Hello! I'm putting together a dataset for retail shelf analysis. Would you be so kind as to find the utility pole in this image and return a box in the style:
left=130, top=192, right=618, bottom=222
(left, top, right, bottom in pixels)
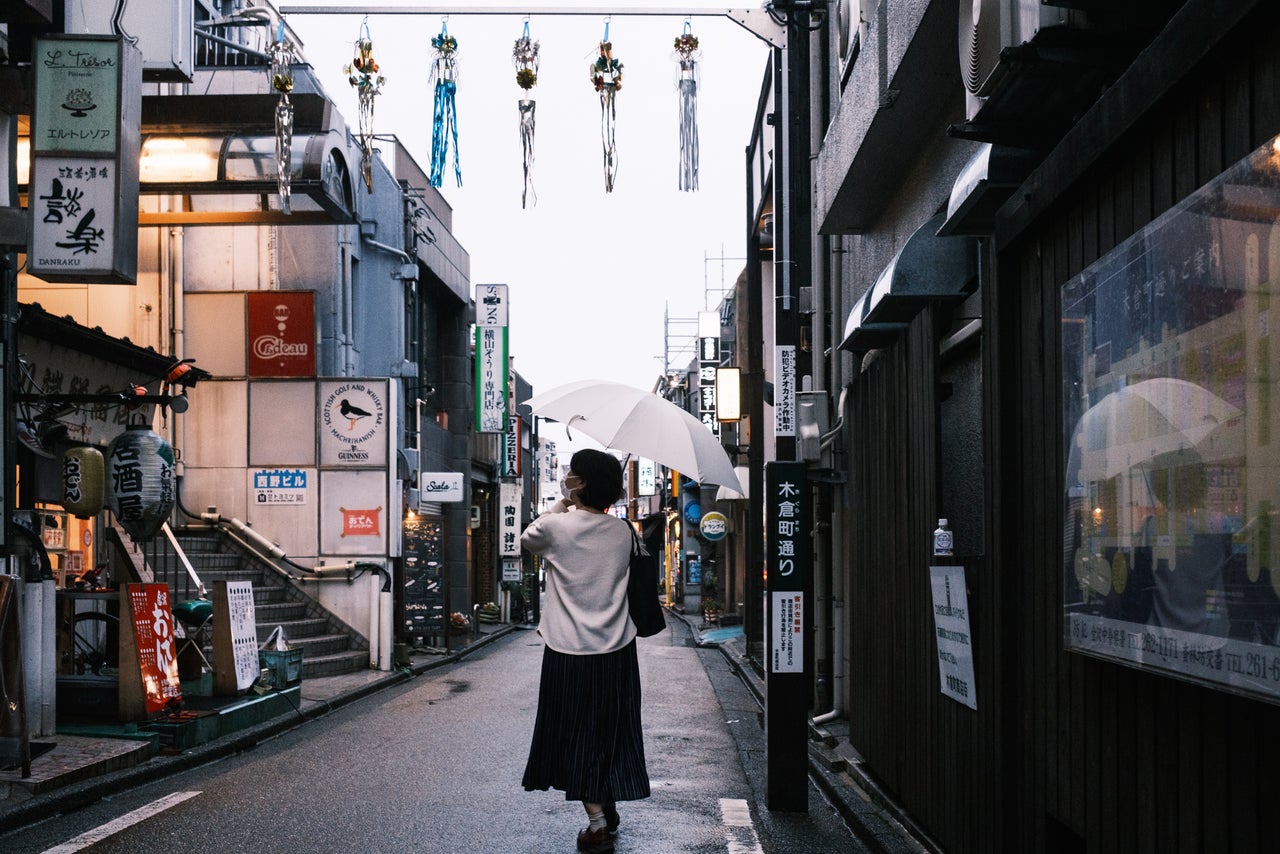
left=765, top=0, right=817, bottom=813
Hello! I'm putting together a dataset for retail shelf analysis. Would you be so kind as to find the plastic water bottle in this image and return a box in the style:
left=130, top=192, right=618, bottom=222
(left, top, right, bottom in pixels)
left=933, top=518, right=953, bottom=557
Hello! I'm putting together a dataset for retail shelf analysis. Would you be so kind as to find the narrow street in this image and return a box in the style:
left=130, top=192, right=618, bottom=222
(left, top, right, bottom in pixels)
left=1, top=620, right=861, bottom=853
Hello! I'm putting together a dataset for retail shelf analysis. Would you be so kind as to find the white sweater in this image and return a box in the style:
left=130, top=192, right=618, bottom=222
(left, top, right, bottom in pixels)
left=520, top=502, right=636, bottom=655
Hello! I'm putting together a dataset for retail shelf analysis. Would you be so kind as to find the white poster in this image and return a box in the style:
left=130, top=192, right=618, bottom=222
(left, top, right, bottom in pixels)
left=319, top=379, right=388, bottom=466
left=771, top=591, right=803, bottom=673
left=929, top=565, right=978, bottom=710
left=224, top=581, right=260, bottom=691
left=774, top=344, right=796, bottom=437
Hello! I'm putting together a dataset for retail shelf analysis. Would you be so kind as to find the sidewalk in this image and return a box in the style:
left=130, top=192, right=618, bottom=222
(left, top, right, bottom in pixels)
left=680, top=614, right=943, bottom=854
left=0, top=622, right=515, bottom=835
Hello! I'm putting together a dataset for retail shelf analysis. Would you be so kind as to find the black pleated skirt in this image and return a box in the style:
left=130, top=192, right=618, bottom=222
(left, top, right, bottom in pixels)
left=522, top=640, right=651, bottom=803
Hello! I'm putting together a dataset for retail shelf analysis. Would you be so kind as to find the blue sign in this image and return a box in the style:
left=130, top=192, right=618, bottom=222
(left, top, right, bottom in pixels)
left=688, top=559, right=702, bottom=584
left=684, top=501, right=702, bottom=525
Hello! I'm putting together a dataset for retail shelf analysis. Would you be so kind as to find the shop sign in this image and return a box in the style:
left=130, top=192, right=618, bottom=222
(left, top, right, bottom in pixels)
left=221, top=580, right=260, bottom=692
left=637, top=458, right=656, bottom=496
left=502, top=418, right=521, bottom=477
left=30, top=36, right=140, bottom=284
left=930, top=565, right=978, bottom=710
left=248, top=292, right=315, bottom=377
left=252, top=468, right=308, bottom=505
left=126, top=583, right=182, bottom=714
left=699, top=311, right=720, bottom=437
left=319, top=379, right=387, bottom=466
left=419, top=472, right=463, bottom=503
left=700, top=511, right=728, bottom=541
left=500, top=481, right=521, bottom=558
left=341, top=506, right=381, bottom=537
left=477, top=284, right=509, bottom=327
left=475, top=326, right=508, bottom=433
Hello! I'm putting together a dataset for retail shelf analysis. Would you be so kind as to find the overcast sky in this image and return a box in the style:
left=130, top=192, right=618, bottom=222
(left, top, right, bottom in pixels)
left=285, top=2, right=770, bottom=458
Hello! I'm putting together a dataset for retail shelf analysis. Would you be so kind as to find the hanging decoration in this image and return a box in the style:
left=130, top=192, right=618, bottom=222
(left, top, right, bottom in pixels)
left=590, top=20, right=623, bottom=193
left=674, top=21, right=701, bottom=192
left=429, top=19, right=462, bottom=188
left=345, top=19, right=385, bottom=192
left=268, top=21, right=298, bottom=213
left=63, top=446, right=105, bottom=520
left=106, top=424, right=176, bottom=543
left=513, top=20, right=539, bottom=208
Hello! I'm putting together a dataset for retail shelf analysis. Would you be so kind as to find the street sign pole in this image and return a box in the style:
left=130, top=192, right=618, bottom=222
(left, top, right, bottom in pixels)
left=765, top=460, right=810, bottom=810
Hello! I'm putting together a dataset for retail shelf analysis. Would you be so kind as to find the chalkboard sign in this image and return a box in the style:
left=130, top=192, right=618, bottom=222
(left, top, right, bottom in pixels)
left=403, top=516, right=446, bottom=635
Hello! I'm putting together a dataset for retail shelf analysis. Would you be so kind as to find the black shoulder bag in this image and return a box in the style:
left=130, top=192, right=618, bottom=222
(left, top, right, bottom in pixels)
left=628, top=527, right=666, bottom=637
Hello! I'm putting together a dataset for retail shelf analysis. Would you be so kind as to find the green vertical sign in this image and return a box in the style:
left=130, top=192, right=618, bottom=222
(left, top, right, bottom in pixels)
left=33, top=37, right=122, bottom=155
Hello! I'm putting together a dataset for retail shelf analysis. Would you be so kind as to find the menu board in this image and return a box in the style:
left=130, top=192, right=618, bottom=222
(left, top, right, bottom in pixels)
left=403, top=516, right=446, bottom=635
left=213, top=580, right=260, bottom=694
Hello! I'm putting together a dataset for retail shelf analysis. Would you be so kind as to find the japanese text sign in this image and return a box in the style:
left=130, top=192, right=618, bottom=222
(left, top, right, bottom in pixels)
left=774, top=345, right=797, bottom=436
left=767, top=462, right=808, bottom=674
left=929, top=565, right=978, bottom=710
left=34, top=37, right=121, bottom=155
left=127, top=583, right=182, bottom=714
left=500, top=481, right=522, bottom=558
left=476, top=326, right=509, bottom=433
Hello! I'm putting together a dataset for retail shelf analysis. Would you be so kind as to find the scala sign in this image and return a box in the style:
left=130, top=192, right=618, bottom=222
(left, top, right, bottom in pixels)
left=700, top=511, right=728, bottom=541
left=419, top=472, right=464, bottom=503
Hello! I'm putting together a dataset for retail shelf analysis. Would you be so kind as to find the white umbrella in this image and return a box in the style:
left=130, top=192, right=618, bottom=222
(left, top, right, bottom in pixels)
left=1068, top=377, right=1242, bottom=483
left=522, top=379, right=743, bottom=492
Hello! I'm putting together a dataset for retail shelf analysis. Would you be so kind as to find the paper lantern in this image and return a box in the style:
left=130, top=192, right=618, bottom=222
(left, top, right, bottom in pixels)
left=106, top=425, right=176, bottom=542
left=62, top=446, right=105, bottom=519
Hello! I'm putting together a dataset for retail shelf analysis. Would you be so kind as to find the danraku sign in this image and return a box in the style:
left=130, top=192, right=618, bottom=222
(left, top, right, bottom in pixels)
left=29, top=35, right=140, bottom=284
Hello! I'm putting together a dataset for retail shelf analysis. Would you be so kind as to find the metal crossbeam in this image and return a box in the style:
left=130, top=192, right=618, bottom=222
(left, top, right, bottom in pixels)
left=277, top=6, right=786, bottom=48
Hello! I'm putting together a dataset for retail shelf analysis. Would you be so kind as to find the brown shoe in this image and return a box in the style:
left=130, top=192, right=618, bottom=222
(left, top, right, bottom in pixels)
left=604, top=803, right=620, bottom=835
left=576, top=825, right=615, bottom=853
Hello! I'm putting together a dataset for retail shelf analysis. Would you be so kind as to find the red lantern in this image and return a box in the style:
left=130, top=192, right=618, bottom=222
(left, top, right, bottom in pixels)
left=106, top=425, right=176, bottom=542
left=62, top=446, right=105, bottom=519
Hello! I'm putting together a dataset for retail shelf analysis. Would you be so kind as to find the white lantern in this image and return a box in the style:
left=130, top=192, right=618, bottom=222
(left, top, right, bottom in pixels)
left=106, top=425, right=176, bottom=542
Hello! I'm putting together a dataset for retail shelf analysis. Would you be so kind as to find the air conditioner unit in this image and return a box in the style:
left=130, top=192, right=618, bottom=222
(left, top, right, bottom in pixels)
left=960, top=0, right=1087, bottom=120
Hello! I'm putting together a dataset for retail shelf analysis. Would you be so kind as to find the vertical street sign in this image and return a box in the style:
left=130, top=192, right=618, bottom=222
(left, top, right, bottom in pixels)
left=29, top=35, right=140, bottom=284
left=765, top=460, right=810, bottom=810
left=476, top=284, right=509, bottom=433
left=698, top=310, right=720, bottom=437
left=499, top=481, right=521, bottom=559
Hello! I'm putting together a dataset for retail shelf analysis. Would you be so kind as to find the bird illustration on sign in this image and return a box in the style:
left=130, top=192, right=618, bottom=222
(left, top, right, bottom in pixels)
left=340, top=398, right=373, bottom=430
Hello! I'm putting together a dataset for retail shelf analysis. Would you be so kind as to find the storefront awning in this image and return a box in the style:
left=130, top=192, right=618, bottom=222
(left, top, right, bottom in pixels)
left=839, top=286, right=908, bottom=353
left=840, top=211, right=979, bottom=352
left=937, top=144, right=1040, bottom=237
left=132, top=93, right=356, bottom=226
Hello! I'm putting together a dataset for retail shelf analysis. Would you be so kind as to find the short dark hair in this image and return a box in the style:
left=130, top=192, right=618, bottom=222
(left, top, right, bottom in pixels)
left=570, top=449, right=624, bottom=511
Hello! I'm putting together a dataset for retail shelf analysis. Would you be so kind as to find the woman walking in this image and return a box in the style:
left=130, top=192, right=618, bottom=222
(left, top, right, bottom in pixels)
left=520, top=448, right=650, bottom=853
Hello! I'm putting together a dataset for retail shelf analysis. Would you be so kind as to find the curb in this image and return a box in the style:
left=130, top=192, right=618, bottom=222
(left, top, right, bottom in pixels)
left=0, top=624, right=520, bottom=835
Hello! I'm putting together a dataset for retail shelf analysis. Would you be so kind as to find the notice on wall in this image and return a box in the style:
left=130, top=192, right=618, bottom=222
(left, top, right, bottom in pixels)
left=225, top=581, right=260, bottom=691
left=771, top=592, right=803, bottom=673
left=929, top=565, right=978, bottom=710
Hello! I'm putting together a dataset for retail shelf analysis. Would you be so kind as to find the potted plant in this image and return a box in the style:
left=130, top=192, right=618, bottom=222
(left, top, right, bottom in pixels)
left=477, top=601, right=500, bottom=623
left=448, top=611, right=471, bottom=635
left=702, top=599, right=724, bottom=625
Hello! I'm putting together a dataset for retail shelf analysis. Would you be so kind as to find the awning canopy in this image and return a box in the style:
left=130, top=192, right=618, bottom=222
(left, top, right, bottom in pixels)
left=937, top=144, right=1040, bottom=237
left=840, top=211, right=978, bottom=352
left=135, top=93, right=356, bottom=226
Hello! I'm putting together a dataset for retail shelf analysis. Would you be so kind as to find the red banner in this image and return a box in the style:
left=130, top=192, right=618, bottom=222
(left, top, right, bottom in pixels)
left=127, top=583, right=183, bottom=714
left=248, top=291, right=316, bottom=377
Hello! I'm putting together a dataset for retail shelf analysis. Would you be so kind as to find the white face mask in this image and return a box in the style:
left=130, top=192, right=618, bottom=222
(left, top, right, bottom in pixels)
left=559, top=478, right=572, bottom=499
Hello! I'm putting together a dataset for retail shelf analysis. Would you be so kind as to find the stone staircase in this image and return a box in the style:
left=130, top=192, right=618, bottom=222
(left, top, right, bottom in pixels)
left=158, top=528, right=370, bottom=680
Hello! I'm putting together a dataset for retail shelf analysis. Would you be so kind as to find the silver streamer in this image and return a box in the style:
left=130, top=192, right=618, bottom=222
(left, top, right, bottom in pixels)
left=519, top=100, right=537, bottom=208
left=674, top=29, right=701, bottom=192
left=268, top=29, right=298, bottom=212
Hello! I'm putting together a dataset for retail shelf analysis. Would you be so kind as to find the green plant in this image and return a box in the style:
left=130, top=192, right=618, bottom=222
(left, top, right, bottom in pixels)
left=702, top=599, right=724, bottom=615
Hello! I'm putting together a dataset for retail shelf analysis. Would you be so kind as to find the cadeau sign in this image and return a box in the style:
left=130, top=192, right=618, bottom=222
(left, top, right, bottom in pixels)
left=248, top=292, right=315, bottom=377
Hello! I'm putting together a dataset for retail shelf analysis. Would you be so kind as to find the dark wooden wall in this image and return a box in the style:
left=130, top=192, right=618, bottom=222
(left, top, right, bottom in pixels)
left=845, top=312, right=1005, bottom=853
left=997, top=12, right=1280, bottom=853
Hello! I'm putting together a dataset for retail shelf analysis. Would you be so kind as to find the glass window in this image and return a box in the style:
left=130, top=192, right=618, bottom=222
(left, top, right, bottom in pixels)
left=1062, top=133, right=1280, bottom=702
